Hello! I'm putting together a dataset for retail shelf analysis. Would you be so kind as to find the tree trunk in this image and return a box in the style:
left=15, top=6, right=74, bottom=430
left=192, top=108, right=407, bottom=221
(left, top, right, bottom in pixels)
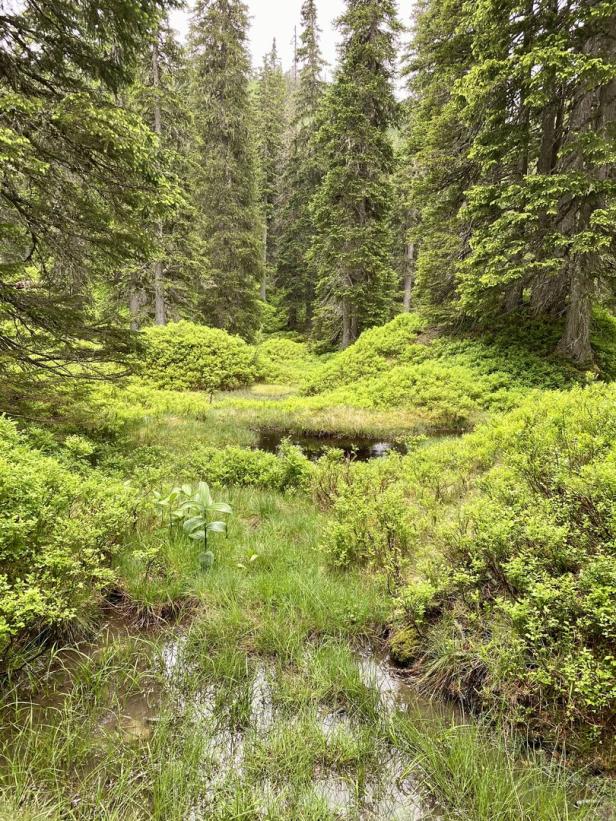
left=350, top=310, right=358, bottom=344
left=402, top=242, right=415, bottom=312
left=504, top=281, right=524, bottom=314
left=260, top=222, right=268, bottom=301
left=341, top=296, right=352, bottom=349
left=154, top=253, right=166, bottom=325
left=152, top=37, right=166, bottom=325
left=129, top=290, right=142, bottom=331
left=557, top=261, right=593, bottom=367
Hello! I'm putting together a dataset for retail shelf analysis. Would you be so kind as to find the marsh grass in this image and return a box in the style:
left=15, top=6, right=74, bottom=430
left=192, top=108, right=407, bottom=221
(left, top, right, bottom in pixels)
left=0, top=485, right=597, bottom=820
left=3, top=369, right=610, bottom=821
left=389, top=713, right=598, bottom=821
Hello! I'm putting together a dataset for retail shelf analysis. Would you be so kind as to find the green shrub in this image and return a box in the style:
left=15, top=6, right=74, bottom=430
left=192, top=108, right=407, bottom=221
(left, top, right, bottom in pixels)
left=188, top=442, right=314, bottom=492
left=255, top=337, right=321, bottom=386
left=0, top=417, right=139, bottom=668
left=322, top=362, right=518, bottom=430
left=141, top=321, right=258, bottom=393
left=300, top=313, right=590, bottom=430
left=322, top=385, right=616, bottom=753
left=304, top=313, right=427, bottom=395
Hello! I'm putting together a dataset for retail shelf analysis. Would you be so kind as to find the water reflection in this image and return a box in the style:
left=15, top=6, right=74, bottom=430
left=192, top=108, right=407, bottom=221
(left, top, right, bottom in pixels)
left=257, top=430, right=406, bottom=462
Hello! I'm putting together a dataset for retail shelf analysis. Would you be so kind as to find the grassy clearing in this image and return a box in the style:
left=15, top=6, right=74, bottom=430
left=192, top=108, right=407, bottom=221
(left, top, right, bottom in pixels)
left=0, top=483, right=600, bottom=819
left=3, top=312, right=615, bottom=818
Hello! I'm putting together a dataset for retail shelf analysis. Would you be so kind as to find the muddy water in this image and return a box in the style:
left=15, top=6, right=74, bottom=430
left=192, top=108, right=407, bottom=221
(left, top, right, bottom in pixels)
left=104, top=635, right=448, bottom=819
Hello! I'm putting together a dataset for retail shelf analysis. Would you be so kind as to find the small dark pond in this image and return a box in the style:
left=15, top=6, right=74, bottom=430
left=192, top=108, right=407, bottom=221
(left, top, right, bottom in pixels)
left=257, top=430, right=407, bottom=462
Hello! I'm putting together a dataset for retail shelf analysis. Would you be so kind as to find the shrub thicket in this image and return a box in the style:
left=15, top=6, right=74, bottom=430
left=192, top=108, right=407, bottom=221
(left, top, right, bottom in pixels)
left=297, top=313, right=595, bottom=431
left=190, top=442, right=313, bottom=492
left=255, top=337, right=321, bottom=386
left=141, top=322, right=258, bottom=393
left=322, top=385, right=616, bottom=756
left=304, top=313, right=427, bottom=395
left=0, top=418, right=139, bottom=669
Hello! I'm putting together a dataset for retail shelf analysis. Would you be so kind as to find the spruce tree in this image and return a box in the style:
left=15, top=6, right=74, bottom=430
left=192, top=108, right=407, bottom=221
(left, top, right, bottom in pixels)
left=275, top=0, right=326, bottom=330
left=127, top=20, right=203, bottom=329
left=189, top=0, right=263, bottom=339
left=255, top=40, right=289, bottom=301
left=309, top=0, right=400, bottom=348
left=0, top=0, right=169, bottom=382
left=400, top=0, right=477, bottom=318
left=407, top=0, right=616, bottom=365
left=453, top=0, right=616, bottom=365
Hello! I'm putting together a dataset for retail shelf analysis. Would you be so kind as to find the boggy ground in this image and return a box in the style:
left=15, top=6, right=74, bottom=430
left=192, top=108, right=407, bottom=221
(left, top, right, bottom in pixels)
left=0, top=387, right=608, bottom=821
left=0, top=488, right=598, bottom=820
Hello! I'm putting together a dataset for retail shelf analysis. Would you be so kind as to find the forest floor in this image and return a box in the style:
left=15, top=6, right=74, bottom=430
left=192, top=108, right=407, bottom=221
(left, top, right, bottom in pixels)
left=0, top=385, right=609, bottom=821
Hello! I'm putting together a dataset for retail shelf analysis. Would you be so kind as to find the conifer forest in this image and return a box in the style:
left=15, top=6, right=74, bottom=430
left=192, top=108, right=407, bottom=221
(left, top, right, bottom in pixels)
left=1, top=1, right=616, bottom=818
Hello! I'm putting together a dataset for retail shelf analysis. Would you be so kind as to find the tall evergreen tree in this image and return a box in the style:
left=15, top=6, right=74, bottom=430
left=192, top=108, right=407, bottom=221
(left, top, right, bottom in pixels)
left=127, top=20, right=204, bottom=330
left=255, top=39, right=288, bottom=301
left=309, top=0, right=400, bottom=348
left=456, top=0, right=616, bottom=365
left=0, top=0, right=170, bottom=386
left=276, top=0, right=326, bottom=330
left=189, top=0, right=263, bottom=339
left=401, top=0, right=477, bottom=318
left=406, top=0, right=616, bottom=365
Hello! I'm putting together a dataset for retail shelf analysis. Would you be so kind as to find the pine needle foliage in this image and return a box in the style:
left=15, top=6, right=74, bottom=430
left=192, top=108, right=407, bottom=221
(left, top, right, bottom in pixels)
left=309, top=0, right=401, bottom=349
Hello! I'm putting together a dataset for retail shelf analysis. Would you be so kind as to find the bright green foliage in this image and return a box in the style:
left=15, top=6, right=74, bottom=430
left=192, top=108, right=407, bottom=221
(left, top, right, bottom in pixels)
left=189, top=442, right=314, bottom=492
left=324, top=363, right=515, bottom=431
left=0, top=417, right=139, bottom=669
left=178, top=482, right=232, bottom=551
left=189, top=0, right=264, bottom=339
left=305, top=314, right=427, bottom=394
left=141, top=321, right=257, bottom=392
left=323, top=384, right=616, bottom=749
left=255, top=40, right=289, bottom=296
left=256, top=337, right=321, bottom=385
left=302, top=314, right=594, bottom=432
left=309, top=0, right=401, bottom=348
left=276, top=0, right=326, bottom=330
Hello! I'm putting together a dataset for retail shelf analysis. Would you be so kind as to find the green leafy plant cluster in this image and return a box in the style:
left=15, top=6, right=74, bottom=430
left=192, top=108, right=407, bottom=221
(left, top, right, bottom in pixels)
left=0, top=417, right=139, bottom=670
left=154, top=482, right=232, bottom=569
left=141, top=321, right=258, bottom=394
left=189, top=441, right=314, bottom=492
left=321, top=384, right=616, bottom=755
left=255, top=337, right=321, bottom=385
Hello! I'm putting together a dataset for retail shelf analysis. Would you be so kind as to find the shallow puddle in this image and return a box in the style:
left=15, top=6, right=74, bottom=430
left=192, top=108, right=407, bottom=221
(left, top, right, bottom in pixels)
left=15, top=621, right=451, bottom=819
left=120, top=636, right=443, bottom=819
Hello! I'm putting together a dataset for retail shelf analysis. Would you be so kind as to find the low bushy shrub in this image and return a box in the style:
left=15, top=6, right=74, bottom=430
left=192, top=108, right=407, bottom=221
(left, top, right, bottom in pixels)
left=255, top=337, right=321, bottom=386
left=304, top=314, right=427, bottom=394
left=323, top=362, right=520, bottom=430
left=321, top=385, right=616, bottom=756
left=300, top=314, right=592, bottom=431
left=0, top=418, right=139, bottom=669
left=141, top=321, right=258, bottom=393
left=189, top=442, right=314, bottom=492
